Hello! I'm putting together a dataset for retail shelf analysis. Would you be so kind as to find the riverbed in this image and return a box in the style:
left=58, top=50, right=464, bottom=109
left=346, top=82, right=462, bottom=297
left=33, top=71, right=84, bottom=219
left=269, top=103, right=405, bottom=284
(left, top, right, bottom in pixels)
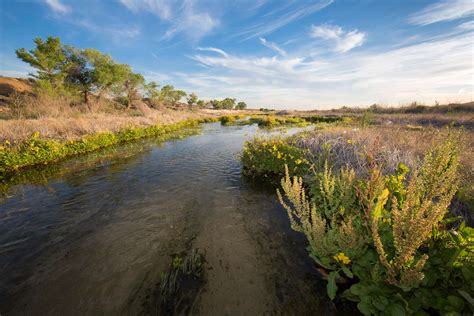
left=0, top=122, right=335, bottom=315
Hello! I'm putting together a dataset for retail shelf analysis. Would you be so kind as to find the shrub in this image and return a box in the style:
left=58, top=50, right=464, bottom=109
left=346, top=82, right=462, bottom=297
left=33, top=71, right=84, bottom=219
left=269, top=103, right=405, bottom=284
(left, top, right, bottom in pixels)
left=241, top=135, right=309, bottom=177
left=302, top=116, right=345, bottom=124
left=0, top=119, right=204, bottom=179
left=277, top=134, right=473, bottom=315
left=249, top=115, right=307, bottom=128
left=220, top=115, right=237, bottom=125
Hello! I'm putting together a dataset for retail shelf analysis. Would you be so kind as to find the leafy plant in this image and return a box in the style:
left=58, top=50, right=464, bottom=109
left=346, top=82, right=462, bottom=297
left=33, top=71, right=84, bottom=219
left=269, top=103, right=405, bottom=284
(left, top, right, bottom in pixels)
left=276, top=132, right=473, bottom=315
left=241, top=135, right=309, bottom=177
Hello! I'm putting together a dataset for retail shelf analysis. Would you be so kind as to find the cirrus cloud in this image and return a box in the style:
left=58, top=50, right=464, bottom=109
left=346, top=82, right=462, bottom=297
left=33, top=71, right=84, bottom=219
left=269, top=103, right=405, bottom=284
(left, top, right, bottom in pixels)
left=310, top=24, right=366, bottom=53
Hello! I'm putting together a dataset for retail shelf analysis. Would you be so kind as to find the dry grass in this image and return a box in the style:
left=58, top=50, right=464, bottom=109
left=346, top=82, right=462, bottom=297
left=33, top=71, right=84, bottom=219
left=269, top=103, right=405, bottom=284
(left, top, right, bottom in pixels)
left=2, top=110, right=214, bottom=142
left=293, top=125, right=473, bottom=223
left=0, top=91, right=252, bottom=143
left=296, top=125, right=472, bottom=179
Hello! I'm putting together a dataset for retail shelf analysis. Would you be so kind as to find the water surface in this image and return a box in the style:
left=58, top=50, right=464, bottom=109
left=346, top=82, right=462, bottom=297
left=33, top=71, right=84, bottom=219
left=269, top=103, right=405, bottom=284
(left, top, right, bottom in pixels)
left=0, top=123, right=334, bottom=315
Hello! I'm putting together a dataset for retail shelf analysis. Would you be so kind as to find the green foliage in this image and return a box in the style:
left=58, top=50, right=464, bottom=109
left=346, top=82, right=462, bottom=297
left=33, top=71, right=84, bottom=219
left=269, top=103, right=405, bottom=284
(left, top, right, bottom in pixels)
left=63, top=45, right=95, bottom=103
left=159, top=85, right=187, bottom=107
left=144, top=81, right=160, bottom=107
left=250, top=115, right=307, bottom=128
left=187, top=92, right=198, bottom=107
left=16, top=36, right=242, bottom=110
left=0, top=118, right=231, bottom=179
left=83, top=48, right=129, bottom=98
left=209, top=99, right=222, bottom=109
left=220, top=115, right=237, bottom=125
left=16, top=36, right=66, bottom=90
left=236, top=101, right=247, bottom=110
left=157, top=249, right=205, bottom=314
left=275, top=132, right=473, bottom=315
left=209, top=98, right=238, bottom=110
left=220, top=97, right=236, bottom=110
left=302, top=116, right=345, bottom=124
left=360, top=111, right=372, bottom=127
left=124, top=72, right=145, bottom=108
left=196, top=100, right=205, bottom=108
left=241, top=135, right=309, bottom=177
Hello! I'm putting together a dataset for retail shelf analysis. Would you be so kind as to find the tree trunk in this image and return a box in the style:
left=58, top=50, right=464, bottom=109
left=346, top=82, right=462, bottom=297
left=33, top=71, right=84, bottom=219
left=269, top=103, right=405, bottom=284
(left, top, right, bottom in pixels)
left=84, top=90, right=89, bottom=104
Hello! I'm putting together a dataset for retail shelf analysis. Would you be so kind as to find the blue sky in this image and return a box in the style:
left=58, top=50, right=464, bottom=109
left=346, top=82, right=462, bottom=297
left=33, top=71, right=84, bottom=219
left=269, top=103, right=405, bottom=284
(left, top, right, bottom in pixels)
left=0, top=0, right=473, bottom=109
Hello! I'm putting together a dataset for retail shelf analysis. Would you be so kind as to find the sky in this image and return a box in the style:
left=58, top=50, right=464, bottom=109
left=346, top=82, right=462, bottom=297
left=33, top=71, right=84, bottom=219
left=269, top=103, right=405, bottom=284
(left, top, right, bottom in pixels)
left=0, top=0, right=473, bottom=110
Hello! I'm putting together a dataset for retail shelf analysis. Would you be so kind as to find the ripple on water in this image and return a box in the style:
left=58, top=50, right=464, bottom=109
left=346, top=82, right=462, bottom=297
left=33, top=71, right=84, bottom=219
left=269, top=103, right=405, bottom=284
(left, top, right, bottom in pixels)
left=0, top=123, right=334, bottom=315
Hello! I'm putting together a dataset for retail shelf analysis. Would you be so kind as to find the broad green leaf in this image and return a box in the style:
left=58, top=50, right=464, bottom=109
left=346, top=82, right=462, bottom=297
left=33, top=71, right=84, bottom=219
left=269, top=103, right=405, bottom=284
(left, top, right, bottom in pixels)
left=387, top=303, right=406, bottom=316
left=342, top=266, right=353, bottom=278
left=327, top=271, right=338, bottom=300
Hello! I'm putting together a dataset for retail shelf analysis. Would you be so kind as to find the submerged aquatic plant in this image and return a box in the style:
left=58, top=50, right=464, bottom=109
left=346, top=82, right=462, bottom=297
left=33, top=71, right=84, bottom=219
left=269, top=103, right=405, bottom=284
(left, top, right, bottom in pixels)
left=156, top=249, right=205, bottom=315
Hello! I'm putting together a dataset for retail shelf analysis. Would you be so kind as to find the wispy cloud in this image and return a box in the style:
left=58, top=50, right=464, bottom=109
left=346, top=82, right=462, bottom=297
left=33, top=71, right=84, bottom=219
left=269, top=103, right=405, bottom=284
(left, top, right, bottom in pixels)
left=237, top=0, right=334, bottom=40
left=120, top=0, right=218, bottom=41
left=310, top=24, right=366, bottom=53
left=119, top=0, right=172, bottom=19
left=457, top=20, right=474, bottom=30
left=73, top=19, right=141, bottom=41
left=45, top=0, right=70, bottom=14
left=408, top=0, right=474, bottom=25
left=260, top=37, right=287, bottom=56
left=182, top=31, right=473, bottom=109
left=197, top=47, right=228, bottom=57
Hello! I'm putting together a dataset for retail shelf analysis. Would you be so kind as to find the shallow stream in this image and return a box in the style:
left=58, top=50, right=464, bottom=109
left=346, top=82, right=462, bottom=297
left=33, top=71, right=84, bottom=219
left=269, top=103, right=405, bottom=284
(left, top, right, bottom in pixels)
left=0, top=122, right=335, bottom=315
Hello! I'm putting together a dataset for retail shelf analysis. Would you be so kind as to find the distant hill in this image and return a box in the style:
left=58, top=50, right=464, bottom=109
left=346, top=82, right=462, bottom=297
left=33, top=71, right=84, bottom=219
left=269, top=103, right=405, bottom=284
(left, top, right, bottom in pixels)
left=0, top=77, right=33, bottom=96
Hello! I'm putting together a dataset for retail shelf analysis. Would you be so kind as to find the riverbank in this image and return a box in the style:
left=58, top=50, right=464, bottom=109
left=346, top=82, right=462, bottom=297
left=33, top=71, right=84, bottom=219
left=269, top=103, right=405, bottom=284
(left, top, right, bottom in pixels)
left=241, top=124, right=473, bottom=315
left=0, top=110, right=250, bottom=180
left=0, top=108, right=249, bottom=142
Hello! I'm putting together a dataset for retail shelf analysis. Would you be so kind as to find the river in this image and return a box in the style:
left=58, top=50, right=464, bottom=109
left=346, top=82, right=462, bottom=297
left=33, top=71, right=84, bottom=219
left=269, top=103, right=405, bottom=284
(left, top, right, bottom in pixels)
left=0, top=122, right=335, bottom=315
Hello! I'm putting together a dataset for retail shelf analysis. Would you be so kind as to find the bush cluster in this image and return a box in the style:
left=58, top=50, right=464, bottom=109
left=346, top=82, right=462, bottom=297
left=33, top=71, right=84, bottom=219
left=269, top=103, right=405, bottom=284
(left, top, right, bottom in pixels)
left=249, top=115, right=308, bottom=128
left=243, top=131, right=473, bottom=315
left=241, top=135, right=309, bottom=177
left=0, top=118, right=213, bottom=179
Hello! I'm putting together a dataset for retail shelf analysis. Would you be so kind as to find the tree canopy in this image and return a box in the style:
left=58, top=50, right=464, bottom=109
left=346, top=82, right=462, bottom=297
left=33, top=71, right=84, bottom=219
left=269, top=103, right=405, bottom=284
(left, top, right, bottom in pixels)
left=15, top=36, right=248, bottom=109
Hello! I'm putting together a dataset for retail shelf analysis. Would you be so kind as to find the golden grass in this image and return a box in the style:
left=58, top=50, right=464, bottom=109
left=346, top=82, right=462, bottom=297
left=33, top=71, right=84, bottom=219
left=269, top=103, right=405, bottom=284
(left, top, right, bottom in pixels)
left=0, top=107, right=248, bottom=142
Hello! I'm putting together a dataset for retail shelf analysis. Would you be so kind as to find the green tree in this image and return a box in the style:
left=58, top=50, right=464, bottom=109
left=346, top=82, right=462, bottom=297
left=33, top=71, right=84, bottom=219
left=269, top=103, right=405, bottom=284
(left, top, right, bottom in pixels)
left=63, top=46, right=94, bottom=104
left=171, top=89, right=187, bottom=106
left=210, top=99, right=222, bottom=109
left=144, top=81, right=160, bottom=107
left=236, top=101, right=247, bottom=110
left=83, top=49, right=128, bottom=99
left=187, top=92, right=198, bottom=108
left=221, top=98, right=236, bottom=110
left=16, top=36, right=67, bottom=92
left=159, top=85, right=186, bottom=107
left=124, top=72, right=145, bottom=108
left=197, top=100, right=205, bottom=108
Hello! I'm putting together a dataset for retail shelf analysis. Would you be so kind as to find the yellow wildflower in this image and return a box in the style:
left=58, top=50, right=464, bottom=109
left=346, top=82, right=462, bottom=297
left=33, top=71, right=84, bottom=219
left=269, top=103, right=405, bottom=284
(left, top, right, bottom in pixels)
left=333, top=252, right=351, bottom=265
left=295, top=159, right=302, bottom=165
left=277, top=152, right=282, bottom=159
left=273, top=144, right=278, bottom=151
left=32, top=131, right=40, bottom=139
left=5, top=140, right=10, bottom=145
